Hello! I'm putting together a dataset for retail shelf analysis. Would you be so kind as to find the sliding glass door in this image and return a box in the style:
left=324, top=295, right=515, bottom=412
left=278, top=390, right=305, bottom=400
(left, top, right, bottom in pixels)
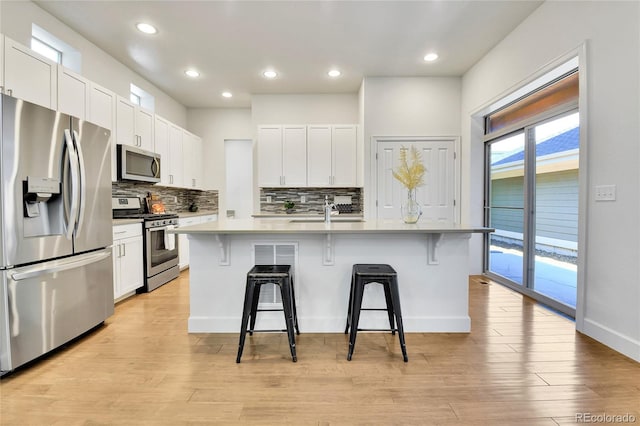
left=485, top=111, right=579, bottom=316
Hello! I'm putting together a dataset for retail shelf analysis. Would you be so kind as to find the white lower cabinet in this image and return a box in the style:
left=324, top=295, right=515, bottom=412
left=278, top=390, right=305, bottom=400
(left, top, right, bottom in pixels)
left=112, top=223, right=144, bottom=301
left=178, top=214, right=217, bottom=269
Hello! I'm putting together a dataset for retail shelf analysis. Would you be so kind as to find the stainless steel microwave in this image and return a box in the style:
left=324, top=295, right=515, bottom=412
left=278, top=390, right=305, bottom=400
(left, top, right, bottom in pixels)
left=117, top=144, right=161, bottom=183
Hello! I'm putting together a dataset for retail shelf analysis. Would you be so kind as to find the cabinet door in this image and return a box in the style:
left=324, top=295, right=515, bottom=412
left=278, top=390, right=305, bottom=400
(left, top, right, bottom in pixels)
left=257, top=126, right=283, bottom=187
left=192, top=135, right=203, bottom=189
left=332, top=125, right=357, bottom=186
left=4, top=36, right=57, bottom=109
left=136, top=107, right=154, bottom=152
left=182, top=131, right=195, bottom=188
left=89, top=83, right=117, bottom=181
left=178, top=217, right=200, bottom=269
left=154, top=116, right=171, bottom=185
left=119, top=236, right=144, bottom=295
left=57, top=66, right=89, bottom=119
left=116, top=96, right=136, bottom=147
left=169, top=124, right=184, bottom=187
left=307, top=125, right=332, bottom=186
left=0, top=34, right=4, bottom=89
left=282, top=125, right=307, bottom=187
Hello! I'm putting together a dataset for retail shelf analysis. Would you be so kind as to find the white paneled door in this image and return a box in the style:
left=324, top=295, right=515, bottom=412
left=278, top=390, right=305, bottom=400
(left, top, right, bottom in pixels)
left=376, top=138, right=457, bottom=222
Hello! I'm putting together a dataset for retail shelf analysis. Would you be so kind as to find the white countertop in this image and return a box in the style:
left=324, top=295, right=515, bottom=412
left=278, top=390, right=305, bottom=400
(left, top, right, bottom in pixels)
left=112, top=218, right=143, bottom=225
left=171, top=218, right=493, bottom=235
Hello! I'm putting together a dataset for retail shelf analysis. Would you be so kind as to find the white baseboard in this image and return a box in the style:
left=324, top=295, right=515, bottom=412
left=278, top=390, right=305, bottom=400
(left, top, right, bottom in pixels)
left=582, top=318, right=640, bottom=362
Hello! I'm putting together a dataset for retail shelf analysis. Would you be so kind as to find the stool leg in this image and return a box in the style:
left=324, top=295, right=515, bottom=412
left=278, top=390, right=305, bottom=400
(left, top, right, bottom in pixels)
left=249, top=282, right=262, bottom=336
left=344, top=270, right=355, bottom=334
left=280, top=277, right=297, bottom=362
left=347, top=279, right=364, bottom=361
left=383, top=282, right=396, bottom=335
left=237, top=278, right=256, bottom=363
left=290, top=275, right=300, bottom=335
left=389, top=276, right=408, bottom=362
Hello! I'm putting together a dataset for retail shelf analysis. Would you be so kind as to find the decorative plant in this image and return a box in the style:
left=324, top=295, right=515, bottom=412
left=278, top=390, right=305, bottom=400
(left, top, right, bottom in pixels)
left=392, top=145, right=426, bottom=190
left=284, top=200, right=295, bottom=210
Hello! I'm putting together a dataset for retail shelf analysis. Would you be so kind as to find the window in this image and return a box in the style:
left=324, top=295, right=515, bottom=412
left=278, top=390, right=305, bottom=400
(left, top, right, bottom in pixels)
left=130, top=83, right=155, bottom=111
left=130, top=92, right=141, bottom=106
left=31, top=24, right=81, bottom=72
left=31, top=37, right=61, bottom=63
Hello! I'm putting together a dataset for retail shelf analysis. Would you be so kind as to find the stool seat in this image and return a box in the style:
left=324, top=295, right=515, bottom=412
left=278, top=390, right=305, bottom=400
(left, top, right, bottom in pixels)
left=345, top=264, right=408, bottom=362
left=236, top=264, right=299, bottom=363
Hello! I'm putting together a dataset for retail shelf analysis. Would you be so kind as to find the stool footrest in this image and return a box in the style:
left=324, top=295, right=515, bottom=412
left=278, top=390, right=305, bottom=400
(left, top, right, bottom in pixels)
left=360, top=308, right=391, bottom=311
left=356, top=328, right=398, bottom=332
left=256, top=308, right=285, bottom=312
left=247, top=329, right=288, bottom=333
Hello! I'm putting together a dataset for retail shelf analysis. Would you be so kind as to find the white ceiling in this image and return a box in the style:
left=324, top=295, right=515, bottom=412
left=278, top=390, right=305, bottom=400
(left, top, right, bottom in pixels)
left=35, top=0, right=542, bottom=109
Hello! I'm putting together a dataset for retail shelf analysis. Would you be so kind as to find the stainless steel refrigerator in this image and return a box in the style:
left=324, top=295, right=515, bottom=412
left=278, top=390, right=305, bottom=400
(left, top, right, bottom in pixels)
left=0, top=94, right=114, bottom=374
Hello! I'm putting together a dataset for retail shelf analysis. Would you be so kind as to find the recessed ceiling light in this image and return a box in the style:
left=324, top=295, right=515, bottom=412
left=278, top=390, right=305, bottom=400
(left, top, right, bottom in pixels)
left=222, top=92, right=233, bottom=98
left=328, top=69, right=341, bottom=78
left=136, top=22, right=157, bottom=35
left=184, top=69, right=200, bottom=78
left=423, top=53, right=439, bottom=62
left=263, top=70, right=278, bottom=79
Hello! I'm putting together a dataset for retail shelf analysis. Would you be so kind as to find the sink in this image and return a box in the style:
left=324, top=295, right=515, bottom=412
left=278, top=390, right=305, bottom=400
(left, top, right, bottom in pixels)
left=289, top=218, right=364, bottom=223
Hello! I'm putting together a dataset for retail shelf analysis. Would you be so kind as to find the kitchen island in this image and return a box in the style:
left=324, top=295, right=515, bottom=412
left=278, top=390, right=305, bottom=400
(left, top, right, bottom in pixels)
left=171, top=219, right=493, bottom=333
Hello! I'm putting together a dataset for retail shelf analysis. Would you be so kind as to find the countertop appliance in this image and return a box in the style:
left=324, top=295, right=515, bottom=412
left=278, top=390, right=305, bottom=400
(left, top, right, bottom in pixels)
left=116, top=144, right=161, bottom=183
left=0, top=94, right=114, bottom=375
left=112, top=197, right=179, bottom=292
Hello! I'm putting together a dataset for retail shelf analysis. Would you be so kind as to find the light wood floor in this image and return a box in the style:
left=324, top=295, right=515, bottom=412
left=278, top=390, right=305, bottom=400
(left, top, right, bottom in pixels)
left=1, top=272, right=638, bottom=425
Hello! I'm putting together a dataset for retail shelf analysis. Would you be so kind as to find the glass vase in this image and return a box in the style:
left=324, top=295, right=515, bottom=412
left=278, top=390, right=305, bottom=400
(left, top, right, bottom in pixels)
left=401, top=189, right=422, bottom=224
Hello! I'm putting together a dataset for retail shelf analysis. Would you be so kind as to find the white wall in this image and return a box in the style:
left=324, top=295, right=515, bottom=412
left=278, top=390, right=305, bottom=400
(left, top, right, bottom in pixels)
left=251, top=94, right=358, bottom=125
left=362, top=77, right=462, bottom=217
left=461, top=1, right=640, bottom=361
left=187, top=108, right=252, bottom=214
left=0, top=1, right=187, bottom=126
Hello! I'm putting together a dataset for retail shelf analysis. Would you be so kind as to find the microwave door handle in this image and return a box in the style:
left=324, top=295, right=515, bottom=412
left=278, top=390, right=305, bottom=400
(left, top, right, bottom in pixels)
left=64, top=129, right=80, bottom=240
left=72, top=130, right=86, bottom=233
left=151, top=157, right=160, bottom=178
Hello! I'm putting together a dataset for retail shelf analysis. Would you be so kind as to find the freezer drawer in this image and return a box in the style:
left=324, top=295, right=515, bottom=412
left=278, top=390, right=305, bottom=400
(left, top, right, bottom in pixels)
left=0, top=249, right=114, bottom=373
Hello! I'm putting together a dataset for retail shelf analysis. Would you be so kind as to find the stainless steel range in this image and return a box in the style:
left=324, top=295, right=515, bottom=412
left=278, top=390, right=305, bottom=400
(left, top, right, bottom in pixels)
left=112, top=197, right=179, bottom=292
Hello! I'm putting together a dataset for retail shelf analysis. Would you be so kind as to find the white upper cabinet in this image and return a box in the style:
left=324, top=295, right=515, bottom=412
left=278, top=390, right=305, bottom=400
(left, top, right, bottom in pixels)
left=3, top=36, right=57, bottom=109
left=168, top=124, right=184, bottom=187
left=307, top=125, right=357, bottom=187
left=331, top=125, right=357, bottom=186
left=89, top=83, right=117, bottom=181
left=0, top=34, right=5, bottom=90
left=57, top=66, right=89, bottom=120
left=154, top=115, right=170, bottom=185
left=183, top=130, right=203, bottom=189
left=282, top=125, right=307, bottom=187
left=116, top=95, right=154, bottom=152
left=155, top=115, right=187, bottom=188
left=307, top=125, right=332, bottom=186
left=257, top=126, right=284, bottom=187
left=257, top=125, right=307, bottom=187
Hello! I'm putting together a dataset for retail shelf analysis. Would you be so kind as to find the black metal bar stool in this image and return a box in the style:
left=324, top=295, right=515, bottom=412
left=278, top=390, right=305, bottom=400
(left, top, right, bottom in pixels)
left=344, top=264, right=408, bottom=362
left=236, top=265, right=299, bottom=363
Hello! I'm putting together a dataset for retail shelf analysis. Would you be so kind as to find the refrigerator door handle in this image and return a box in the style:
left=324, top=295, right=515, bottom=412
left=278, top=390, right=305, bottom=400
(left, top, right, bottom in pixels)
left=72, top=130, right=87, bottom=233
left=64, top=129, right=80, bottom=240
left=10, top=250, right=112, bottom=281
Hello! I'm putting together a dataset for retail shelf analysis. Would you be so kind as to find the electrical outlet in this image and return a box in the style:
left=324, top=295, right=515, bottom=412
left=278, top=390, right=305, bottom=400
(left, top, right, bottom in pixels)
left=301, top=195, right=306, bottom=203
left=173, top=196, right=178, bottom=203
left=266, top=195, right=272, bottom=203
left=595, top=184, right=616, bottom=201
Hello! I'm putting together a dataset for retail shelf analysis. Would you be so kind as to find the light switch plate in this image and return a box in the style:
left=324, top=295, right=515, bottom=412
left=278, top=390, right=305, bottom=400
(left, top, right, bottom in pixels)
left=594, top=184, right=616, bottom=201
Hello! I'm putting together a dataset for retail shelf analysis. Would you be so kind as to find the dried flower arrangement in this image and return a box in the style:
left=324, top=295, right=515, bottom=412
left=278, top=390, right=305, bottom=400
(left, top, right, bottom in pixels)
left=392, top=146, right=426, bottom=190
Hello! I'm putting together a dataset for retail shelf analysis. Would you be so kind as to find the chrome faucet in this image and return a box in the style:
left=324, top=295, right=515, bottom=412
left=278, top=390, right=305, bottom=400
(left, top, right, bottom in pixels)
left=324, top=195, right=336, bottom=224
